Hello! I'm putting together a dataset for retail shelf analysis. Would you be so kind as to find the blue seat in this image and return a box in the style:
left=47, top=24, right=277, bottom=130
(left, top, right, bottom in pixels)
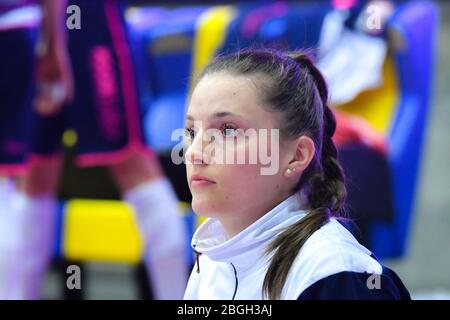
left=126, top=7, right=169, bottom=110
left=218, top=2, right=331, bottom=54
left=370, top=1, right=438, bottom=258
left=127, top=6, right=208, bottom=151
left=257, top=3, right=331, bottom=50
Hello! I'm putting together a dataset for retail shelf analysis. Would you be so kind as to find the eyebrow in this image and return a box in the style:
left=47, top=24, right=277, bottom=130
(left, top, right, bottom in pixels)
left=185, top=112, right=243, bottom=121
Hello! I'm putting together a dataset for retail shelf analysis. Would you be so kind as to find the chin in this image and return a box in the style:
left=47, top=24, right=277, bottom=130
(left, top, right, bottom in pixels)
left=191, top=196, right=220, bottom=218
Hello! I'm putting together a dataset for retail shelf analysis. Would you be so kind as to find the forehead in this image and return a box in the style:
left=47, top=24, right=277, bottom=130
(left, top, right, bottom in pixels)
left=187, top=72, right=275, bottom=124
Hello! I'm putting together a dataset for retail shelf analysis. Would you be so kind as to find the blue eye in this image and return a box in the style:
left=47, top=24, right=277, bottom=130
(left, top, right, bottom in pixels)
left=221, top=123, right=239, bottom=137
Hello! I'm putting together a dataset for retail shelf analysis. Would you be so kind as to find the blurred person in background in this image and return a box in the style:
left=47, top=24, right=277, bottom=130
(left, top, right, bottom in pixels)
left=0, top=0, right=188, bottom=300
left=0, top=0, right=43, bottom=298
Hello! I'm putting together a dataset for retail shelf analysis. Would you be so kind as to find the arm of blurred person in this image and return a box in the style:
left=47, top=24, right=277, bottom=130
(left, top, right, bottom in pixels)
left=34, top=0, right=74, bottom=117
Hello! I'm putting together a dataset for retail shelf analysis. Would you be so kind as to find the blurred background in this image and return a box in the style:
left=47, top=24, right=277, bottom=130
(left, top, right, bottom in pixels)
left=1, top=0, right=449, bottom=300
left=384, top=0, right=450, bottom=299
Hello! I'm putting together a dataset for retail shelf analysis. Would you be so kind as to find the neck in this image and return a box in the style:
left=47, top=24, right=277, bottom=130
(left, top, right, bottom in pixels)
left=219, top=210, right=264, bottom=238
left=219, top=193, right=296, bottom=238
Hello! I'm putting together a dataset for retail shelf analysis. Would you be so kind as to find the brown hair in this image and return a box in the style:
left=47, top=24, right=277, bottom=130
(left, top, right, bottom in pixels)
left=197, top=48, right=347, bottom=299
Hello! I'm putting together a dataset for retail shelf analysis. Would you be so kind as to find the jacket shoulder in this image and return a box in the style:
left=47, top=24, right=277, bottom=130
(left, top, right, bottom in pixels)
left=297, top=266, right=411, bottom=300
left=282, top=219, right=387, bottom=299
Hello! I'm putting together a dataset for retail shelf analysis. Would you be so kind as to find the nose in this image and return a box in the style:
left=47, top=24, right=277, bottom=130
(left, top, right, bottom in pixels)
left=186, top=129, right=209, bottom=165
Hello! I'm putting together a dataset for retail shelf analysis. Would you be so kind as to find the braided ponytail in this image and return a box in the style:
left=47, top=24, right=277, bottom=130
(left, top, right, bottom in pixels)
left=291, top=52, right=346, bottom=214
left=262, top=52, right=346, bottom=300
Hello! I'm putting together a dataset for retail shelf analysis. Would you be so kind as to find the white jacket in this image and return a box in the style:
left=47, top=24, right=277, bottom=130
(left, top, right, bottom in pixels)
left=184, top=194, right=410, bottom=300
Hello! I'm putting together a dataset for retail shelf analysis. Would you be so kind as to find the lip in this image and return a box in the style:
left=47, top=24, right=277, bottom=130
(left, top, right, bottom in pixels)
left=190, top=174, right=216, bottom=188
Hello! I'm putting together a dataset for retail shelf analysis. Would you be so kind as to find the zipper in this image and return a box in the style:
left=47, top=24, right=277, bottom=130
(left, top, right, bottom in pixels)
left=230, top=263, right=238, bottom=300
left=193, top=244, right=201, bottom=274
left=193, top=244, right=239, bottom=299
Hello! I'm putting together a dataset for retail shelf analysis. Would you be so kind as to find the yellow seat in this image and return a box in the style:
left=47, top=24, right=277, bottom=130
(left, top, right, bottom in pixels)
left=63, top=199, right=192, bottom=264
left=63, top=199, right=143, bottom=263
left=190, top=5, right=237, bottom=93
left=335, top=56, right=399, bottom=136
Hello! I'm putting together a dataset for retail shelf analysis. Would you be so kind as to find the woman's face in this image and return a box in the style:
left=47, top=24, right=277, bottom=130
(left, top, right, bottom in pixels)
left=185, top=72, right=298, bottom=235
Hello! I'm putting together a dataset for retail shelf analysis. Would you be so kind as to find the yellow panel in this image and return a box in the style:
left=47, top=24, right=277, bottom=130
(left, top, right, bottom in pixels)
left=195, top=215, right=208, bottom=230
left=335, top=56, right=399, bottom=136
left=189, top=6, right=237, bottom=93
left=63, top=200, right=193, bottom=263
left=63, top=200, right=143, bottom=264
left=178, top=201, right=190, bottom=214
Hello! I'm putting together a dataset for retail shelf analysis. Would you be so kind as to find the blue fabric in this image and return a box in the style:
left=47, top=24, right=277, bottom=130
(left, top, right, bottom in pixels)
left=258, top=3, right=331, bottom=51
left=0, top=27, right=37, bottom=165
left=370, top=0, right=438, bottom=258
left=135, top=6, right=207, bottom=150
left=219, top=2, right=331, bottom=55
left=297, top=267, right=411, bottom=300
left=32, top=0, right=148, bottom=157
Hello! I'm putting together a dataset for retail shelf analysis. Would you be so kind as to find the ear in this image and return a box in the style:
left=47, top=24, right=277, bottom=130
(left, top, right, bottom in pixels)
left=284, top=136, right=315, bottom=178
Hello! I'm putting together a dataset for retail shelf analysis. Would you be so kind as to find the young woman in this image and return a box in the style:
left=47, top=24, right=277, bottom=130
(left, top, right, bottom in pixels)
left=183, top=48, right=410, bottom=300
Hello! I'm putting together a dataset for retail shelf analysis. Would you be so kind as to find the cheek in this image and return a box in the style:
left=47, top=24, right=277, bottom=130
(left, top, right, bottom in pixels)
left=222, top=140, right=277, bottom=195
left=188, top=136, right=283, bottom=215
left=218, top=161, right=284, bottom=215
